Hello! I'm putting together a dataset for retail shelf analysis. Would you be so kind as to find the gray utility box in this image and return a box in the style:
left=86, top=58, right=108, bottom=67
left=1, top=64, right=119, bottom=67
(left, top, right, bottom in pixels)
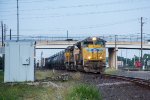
left=4, top=41, right=35, bottom=82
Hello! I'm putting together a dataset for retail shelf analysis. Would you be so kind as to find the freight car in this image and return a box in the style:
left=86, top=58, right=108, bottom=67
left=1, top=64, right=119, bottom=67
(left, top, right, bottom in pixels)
left=45, top=51, right=65, bottom=70
left=45, top=37, right=106, bottom=73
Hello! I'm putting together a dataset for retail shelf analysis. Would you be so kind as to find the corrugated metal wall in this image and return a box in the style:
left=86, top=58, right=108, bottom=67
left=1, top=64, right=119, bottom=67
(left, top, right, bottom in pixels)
left=4, top=41, right=35, bottom=82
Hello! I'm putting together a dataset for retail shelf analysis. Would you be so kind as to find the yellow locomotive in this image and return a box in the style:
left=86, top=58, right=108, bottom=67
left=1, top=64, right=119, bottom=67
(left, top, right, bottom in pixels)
left=64, top=37, right=106, bottom=73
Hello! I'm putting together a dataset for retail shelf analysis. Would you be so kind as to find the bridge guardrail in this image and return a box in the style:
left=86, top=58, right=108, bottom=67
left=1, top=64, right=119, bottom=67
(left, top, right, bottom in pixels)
left=0, top=34, right=150, bottom=43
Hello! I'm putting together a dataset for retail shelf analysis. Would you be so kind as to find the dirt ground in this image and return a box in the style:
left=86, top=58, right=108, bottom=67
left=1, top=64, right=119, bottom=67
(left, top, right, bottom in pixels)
left=36, top=69, right=150, bottom=100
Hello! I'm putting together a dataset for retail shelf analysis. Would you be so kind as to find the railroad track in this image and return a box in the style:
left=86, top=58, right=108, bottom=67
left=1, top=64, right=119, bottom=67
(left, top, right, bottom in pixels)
left=36, top=69, right=150, bottom=88
left=102, top=74, right=150, bottom=89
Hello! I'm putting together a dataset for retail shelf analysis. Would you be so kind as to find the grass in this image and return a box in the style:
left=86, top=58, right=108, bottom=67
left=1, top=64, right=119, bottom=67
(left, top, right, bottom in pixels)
left=35, top=70, right=54, bottom=80
left=0, top=70, right=4, bottom=82
left=104, top=67, right=117, bottom=74
left=0, top=70, right=103, bottom=100
left=66, top=84, right=102, bottom=100
left=0, top=83, right=57, bottom=100
left=35, top=69, right=65, bottom=81
left=35, top=70, right=103, bottom=100
left=0, top=70, right=58, bottom=100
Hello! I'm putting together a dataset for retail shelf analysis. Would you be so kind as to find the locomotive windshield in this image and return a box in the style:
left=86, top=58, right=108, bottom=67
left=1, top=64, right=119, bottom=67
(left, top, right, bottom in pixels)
left=83, top=40, right=105, bottom=47
left=95, top=40, right=105, bottom=45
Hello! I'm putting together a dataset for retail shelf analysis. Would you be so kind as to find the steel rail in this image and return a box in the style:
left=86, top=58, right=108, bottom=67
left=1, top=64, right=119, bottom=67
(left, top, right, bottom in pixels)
left=102, top=74, right=150, bottom=89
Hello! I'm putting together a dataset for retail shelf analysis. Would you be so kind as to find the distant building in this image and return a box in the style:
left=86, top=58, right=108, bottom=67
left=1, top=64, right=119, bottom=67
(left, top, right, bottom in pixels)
left=147, top=60, right=150, bottom=66
left=117, top=61, right=123, bottom=67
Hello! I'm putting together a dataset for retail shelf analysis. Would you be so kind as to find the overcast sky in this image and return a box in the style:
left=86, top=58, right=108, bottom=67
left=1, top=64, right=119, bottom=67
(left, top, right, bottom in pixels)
left=1, top=0, right=150, bottom=60
left=0, top=0, right=150, bottom=37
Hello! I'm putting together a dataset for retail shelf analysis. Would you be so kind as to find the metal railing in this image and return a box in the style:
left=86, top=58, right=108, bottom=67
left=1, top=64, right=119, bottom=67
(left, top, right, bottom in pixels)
left=0, top=34, right=150, bottom=44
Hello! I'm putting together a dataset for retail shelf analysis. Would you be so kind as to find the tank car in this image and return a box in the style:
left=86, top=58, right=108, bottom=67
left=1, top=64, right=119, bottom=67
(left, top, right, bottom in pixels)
left=45, top=51, right=65, bottom=69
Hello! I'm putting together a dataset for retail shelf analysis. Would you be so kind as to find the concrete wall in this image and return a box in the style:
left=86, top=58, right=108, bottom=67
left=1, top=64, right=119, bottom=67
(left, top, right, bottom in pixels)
left=108, top=48, right=118, bottom=69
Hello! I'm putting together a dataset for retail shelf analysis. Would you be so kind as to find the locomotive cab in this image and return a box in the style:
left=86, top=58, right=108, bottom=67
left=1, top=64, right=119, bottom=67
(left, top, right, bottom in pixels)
left=64, top=46, right=75, bottom=70
left=81, top=37, right=106, bottom=73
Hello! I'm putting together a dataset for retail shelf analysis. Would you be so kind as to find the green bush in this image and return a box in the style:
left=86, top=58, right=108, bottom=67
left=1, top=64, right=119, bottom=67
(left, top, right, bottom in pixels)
left=67, top=84, right=102, bottom=100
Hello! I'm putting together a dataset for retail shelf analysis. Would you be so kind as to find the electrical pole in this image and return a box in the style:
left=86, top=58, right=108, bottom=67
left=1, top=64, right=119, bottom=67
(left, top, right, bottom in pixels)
left=141, top=17, right=144, bottom=67
left=1, top=21, right=4, bottom=71
left=10, top=29, right=11, bottom=40
left=134, top=55, right=136, bottom=66
left=121, top=49, right=123, bottom=67
left=4, top=24, right=6, bottom=40
left=1, top=21, right=4, bottom=46
left=115, top=35, right=117, bottom=69
left=17, top=0, right=19, bottom=41
left=67, top=30, right=68, bottom=39
left=41, top=51, right=43, bottom=68
left=126, top=49, right=127, bottom=66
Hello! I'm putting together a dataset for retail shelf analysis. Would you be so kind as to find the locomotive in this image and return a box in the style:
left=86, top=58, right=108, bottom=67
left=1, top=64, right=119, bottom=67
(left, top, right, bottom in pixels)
left=45, top=37, right=106, bottom=73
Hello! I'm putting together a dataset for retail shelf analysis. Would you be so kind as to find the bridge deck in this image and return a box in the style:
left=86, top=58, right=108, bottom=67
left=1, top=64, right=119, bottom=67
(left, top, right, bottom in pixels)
left=1, top=40, right=150, bottom=49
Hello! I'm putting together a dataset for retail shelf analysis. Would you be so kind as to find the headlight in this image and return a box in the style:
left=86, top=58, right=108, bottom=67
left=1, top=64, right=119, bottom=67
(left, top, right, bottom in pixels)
left=100, top=56, right=102, bottom=59
left=88, top=56, right=91, bottom=59
left=92, top=37, right=97, bottom=41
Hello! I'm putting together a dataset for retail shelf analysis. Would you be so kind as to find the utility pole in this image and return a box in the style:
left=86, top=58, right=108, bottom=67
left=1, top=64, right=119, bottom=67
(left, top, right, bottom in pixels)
left=140, top=17, right=144, bottom=67
left=4, top=24, right=6, bottom=40
left=1, top=21, right=4, bottom=72
left=139, top=50, right=140, bottom=61
left=121, top=49, right=123, bottom=67
left=126, top=49, right=127, bottom=66
left=67, top=30, right=68, bottom=39
left=1, top=21, right=4, bottom=46
left=115, top=35, right=117, bottom=69
left=10, top=29, right=12, bottom=40
left=41, top=51, right=43, bottom=68
left=17, top=0, right=19, bottom=41
left=134, top=55, right=136, bottom=66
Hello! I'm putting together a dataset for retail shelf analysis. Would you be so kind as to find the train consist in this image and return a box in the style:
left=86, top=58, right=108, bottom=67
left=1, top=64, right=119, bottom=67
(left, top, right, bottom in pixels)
left=45, top=37, right=106, bottom=73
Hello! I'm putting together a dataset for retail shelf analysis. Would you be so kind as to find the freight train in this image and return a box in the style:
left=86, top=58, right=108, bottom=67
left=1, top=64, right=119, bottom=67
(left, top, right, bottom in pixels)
left=45, top=37, right=106, bottom=73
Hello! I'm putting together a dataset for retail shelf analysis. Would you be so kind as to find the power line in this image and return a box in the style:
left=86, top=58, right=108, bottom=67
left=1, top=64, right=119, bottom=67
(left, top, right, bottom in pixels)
left=1, top=6, right=150, bottom=18
left=0, top=0, right=57, bottom=4
left=79, top=19, right=137, bottom=29
left=0, top=0, right=150, bottom=12
left=9, top=18, right=138, bottom=32
left=17, top=6, right=150, bottom=19
left=18, top=0, right=150, bottom=11
left=1, top=6, right=149, bottom=21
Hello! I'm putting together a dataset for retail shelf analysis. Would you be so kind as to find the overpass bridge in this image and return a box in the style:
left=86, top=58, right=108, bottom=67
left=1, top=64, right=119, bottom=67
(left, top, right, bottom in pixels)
left=1, top=40, right=150, bottom=49
left=36, top=40, right=150, bottom=50
left=1, top=35, right=150, bottom=69
left=35, top=40, right=150, bottom=70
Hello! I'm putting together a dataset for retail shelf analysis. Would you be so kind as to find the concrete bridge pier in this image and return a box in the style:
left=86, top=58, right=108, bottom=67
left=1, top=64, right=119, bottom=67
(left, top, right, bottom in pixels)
left=108, top=48, right=118, bottom=70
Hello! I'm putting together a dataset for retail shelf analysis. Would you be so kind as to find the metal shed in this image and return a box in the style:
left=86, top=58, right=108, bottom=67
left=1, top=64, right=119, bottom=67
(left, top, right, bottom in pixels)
left=4, top=41, right=35, bottom=82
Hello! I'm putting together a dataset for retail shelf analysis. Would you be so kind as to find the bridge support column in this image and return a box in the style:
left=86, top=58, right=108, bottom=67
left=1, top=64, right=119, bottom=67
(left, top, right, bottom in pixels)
left=108, top=48, right=118, bottom=69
